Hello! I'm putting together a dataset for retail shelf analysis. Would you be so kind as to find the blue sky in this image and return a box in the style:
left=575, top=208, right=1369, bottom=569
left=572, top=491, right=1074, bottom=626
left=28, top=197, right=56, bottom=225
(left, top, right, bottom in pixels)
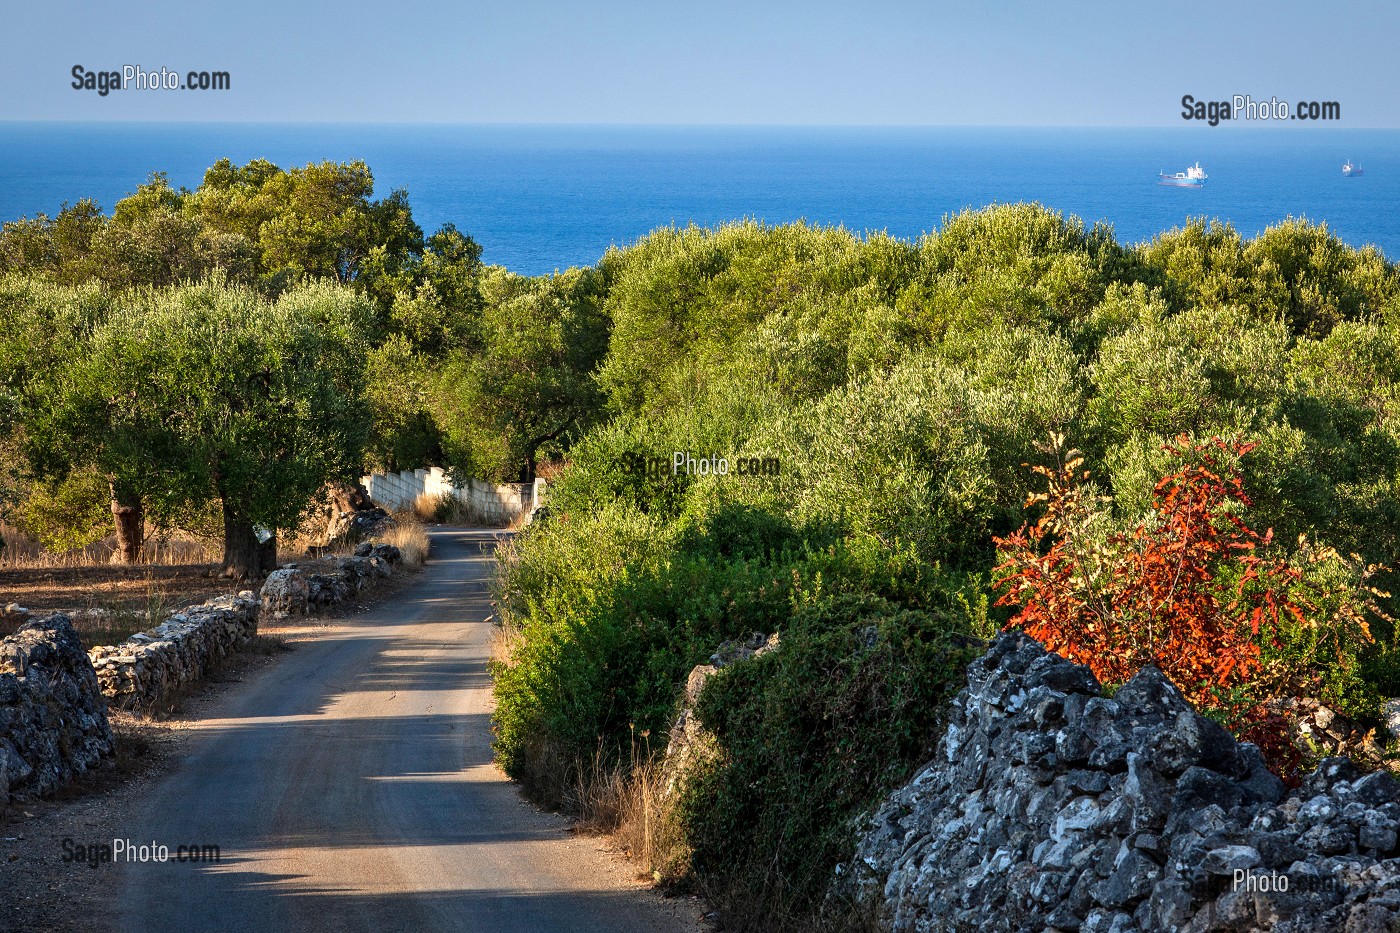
left=3, top=0, right=1397, bottom=125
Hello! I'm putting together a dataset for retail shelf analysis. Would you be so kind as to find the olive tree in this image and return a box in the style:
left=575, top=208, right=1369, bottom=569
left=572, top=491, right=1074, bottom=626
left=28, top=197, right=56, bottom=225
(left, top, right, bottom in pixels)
left=435, top=267, right=607, bottom=482
left=0, top=275, right=147, bottom=558
left=68, top=280, right=374, bottom=578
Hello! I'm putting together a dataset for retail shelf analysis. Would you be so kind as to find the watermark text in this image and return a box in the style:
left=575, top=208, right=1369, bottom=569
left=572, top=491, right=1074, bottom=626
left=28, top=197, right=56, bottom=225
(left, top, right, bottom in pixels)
left=71, top=65, right=231, bottom=96
left=618, top=451, right=781, bottom=478
left=61, top=837, right=222, bottom=868
left=1180, top=94, right=1340, bottom=125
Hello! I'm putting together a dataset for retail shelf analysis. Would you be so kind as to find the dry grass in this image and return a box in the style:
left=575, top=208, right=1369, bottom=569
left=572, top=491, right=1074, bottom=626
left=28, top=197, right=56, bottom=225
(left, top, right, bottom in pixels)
left=78, top=582, right=174, bottom=645
left=282, top=529, right=361, bottom=562
left=490, top=613, right=523, bottom=668
left=0, top=563, right=238, bottom=641
left=412, top=492, right=444, bottom=523
left=2, top=502, right=426, bottom=573
left=279, top=514, right=341, bottom=557
left=0, top=520, right=219, bottom=570
left=571, top=736, right=692, bottom=885
left=411, top=491, right=486, bottom=525
left=375, top=521, right=430, bottom=569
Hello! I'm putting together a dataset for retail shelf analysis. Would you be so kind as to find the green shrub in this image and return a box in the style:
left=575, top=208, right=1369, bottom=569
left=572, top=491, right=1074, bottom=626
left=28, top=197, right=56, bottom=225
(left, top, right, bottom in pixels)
left=597, top=221, right=916, bottom=419
left=491, top=501, right=815, bottom=802
left=15, top=467, right=113, bottom=552
left=681, top=593, right=980, bottom=930
left=1136, top=217, right=1400, bottom=336
left=740, top=347, right=1084, bottom=568
left=490, top=492, right=974, bottom=809
left=484, top=209, right=1400, bottom=924
left=900, top=203, right=1120, bottom=334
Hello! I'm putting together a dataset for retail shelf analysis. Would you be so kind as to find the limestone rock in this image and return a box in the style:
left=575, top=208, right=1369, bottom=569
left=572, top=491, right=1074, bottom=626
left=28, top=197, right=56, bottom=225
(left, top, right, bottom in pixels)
left=1, top=603, right=30, bottom=628
left=87, top=595, right=258, bottom=713
left=325, top=481, right=393, bottom=544
left=845, top=631, right=1400, bottom=932
left=1, top=614, right=114, bottom=805
left=261, top=568, right=311, bottom=615
left=371, top=543, right=402, bottom=565
left=663, top=631, right=781, bottom=794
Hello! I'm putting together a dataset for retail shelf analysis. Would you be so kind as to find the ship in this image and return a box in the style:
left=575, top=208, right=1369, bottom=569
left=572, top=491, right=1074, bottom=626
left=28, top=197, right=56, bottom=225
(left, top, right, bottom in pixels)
left=1159, top=162, right=1208, bottom=187
left=1344, top=160, right=1364, bottom=177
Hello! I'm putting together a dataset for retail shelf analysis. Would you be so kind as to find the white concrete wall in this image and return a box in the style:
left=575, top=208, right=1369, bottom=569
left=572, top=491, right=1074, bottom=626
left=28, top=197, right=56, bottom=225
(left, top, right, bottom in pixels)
left=361, top=467, right=542, bottom=526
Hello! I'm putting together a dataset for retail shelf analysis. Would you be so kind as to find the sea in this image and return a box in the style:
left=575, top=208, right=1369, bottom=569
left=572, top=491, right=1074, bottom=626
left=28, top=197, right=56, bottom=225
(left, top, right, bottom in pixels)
left=0, top=123, right=1396, bottom=275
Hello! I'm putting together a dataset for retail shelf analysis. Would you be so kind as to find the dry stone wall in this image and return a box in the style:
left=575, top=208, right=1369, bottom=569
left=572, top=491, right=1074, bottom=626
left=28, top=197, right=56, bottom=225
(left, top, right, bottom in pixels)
left=664, top=631, right=781, bottom=792
left=87, top=594, right=259, bottom=713
left=848, top=631, right=1400, bottom=933
left=1, top=614, right=114, bottom=806
left=3, top=543, right=415, bottom=805
left=259, top=542, right=402, bottom=617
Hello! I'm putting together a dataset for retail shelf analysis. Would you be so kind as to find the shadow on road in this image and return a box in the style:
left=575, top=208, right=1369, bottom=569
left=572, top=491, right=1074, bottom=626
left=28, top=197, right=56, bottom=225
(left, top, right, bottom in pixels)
left=109, top=527, right=693, bottom=933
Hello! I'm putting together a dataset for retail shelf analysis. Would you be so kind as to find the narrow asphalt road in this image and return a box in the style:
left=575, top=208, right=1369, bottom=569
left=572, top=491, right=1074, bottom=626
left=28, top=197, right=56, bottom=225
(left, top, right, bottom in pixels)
left=112, top=528, right=696, bottom=933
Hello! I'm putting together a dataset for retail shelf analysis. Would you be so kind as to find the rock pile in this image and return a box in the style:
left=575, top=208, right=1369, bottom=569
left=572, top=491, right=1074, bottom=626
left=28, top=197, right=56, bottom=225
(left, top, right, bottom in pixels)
left=325, top=481, right=394, bottom=544
left=848, top=631, right=1400, bottom=933
left=1269, top=695, right=1385, bottom=764
left=1, top=603, right=31, bottom=629
left=1, top=614, right=114, bottom=805
left=664, top=632, right=780, bottom=790
left=258, top=543, right=403, bottom=617
left=87, top=593, right=259, bottom=713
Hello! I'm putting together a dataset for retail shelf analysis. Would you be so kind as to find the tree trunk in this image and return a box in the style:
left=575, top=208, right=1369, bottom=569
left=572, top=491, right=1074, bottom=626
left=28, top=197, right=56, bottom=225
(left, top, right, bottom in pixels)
left=221, top=502, right=273, bottom=581
left=258, top=530, right=278, bottom=577
left=521, top=420, right=573, bottom=484
left=109, top=483, right=144, bottom=564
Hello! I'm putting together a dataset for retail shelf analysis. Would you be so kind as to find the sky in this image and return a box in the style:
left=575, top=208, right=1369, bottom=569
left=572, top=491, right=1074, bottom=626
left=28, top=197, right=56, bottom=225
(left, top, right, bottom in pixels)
left=2, top=0, right=1397, bottom=126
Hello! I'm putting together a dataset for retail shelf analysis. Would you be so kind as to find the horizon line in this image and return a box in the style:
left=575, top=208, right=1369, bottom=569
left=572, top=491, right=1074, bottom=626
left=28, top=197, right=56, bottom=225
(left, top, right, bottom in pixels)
left=1, top=118, right=1396, bottom=131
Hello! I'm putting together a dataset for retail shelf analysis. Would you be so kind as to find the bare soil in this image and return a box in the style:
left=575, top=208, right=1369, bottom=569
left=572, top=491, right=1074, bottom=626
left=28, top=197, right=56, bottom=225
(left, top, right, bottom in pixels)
left=0, top=564, right=236, bottom=638
left=0, top=551, right=391, bottom=643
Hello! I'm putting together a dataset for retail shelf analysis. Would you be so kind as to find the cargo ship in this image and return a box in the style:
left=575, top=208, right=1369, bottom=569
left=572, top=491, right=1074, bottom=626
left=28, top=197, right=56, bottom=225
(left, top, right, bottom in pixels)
left=1158, top=162, right=1208, bottom=187
left=1344, top=160, right=1364, bottom=177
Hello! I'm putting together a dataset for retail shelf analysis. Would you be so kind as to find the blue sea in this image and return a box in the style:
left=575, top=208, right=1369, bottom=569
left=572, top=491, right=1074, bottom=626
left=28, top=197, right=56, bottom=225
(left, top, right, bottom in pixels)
left=0, top=123, right=1396, bottom=275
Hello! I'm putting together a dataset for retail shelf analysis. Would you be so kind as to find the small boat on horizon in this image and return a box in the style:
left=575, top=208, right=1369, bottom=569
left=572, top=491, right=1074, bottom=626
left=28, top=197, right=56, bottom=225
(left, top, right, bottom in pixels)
left=1344, top=159, right=1365, bottom=177
left=1159, top=162, right=1208, bottom=187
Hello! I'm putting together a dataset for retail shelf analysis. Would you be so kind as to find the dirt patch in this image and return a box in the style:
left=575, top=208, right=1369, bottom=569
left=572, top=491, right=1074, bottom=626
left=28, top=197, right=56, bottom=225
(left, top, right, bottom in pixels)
left=0, top=564, right=238, bottom=641
left=0, top=550, right=417, bottom=642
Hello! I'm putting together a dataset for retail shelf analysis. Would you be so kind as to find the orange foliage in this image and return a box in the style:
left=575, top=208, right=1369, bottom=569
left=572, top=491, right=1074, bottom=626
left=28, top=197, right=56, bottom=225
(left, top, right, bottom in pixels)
left=993, top=435, right=1306, bottom=709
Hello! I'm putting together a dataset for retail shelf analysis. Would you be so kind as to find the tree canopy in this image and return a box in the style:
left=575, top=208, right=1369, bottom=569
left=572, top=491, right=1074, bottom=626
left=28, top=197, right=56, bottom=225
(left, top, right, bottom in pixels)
left=434, top=267, right=608, bottom=482
left=5, top=277, right=374, bottom=577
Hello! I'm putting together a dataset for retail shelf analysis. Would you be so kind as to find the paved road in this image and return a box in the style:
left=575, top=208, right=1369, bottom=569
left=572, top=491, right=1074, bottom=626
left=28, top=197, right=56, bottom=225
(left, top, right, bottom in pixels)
left=113, top=528, right=693, bottom=933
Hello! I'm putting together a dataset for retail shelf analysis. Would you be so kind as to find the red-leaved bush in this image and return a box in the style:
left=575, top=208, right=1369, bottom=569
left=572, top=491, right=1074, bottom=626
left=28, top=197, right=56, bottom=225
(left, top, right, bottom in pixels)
left=994, top=435, right=1318, bottom=777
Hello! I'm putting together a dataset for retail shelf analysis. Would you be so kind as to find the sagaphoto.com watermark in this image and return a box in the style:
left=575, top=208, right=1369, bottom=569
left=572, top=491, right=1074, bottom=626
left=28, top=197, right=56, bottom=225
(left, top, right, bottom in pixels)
left=620, top=450, right=781, bottom=479
left=71, top=64, right=230, bottom=97
left=61, top=837, right=222, bottom=868
left=1180, top=93, right=1341, bottom=126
